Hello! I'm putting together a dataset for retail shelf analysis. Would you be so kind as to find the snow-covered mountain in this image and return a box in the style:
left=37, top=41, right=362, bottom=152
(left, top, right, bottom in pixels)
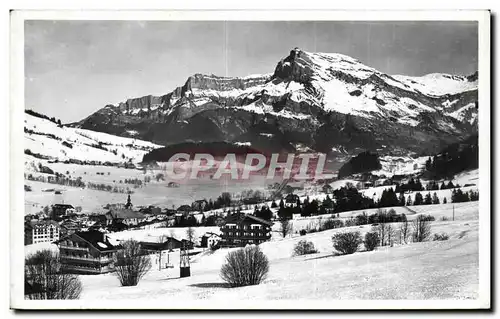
left=25, top=112, right=163, bottom=164
left=73, top=48, right=478, bottom=156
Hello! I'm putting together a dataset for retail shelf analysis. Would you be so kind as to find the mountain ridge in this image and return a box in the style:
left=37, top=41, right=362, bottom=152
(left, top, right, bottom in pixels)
left=70, top=48, right=478, bottom=156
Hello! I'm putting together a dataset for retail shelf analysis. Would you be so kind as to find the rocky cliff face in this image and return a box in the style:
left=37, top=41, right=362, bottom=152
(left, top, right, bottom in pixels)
left=74, top=48, right=478, bottom=157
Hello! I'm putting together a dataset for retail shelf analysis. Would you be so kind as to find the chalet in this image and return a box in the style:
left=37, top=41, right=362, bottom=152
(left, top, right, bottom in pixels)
left=200, top=232, right=221, bottom=248
left=89, top=214, right=107, bottom=225
left=57, top=230, right=122, bottom=274
left=25, top=220, right=60, bottom=245
left=59, top=220, right=80, bottom=237
left=51, top=204, right=75, bottom=220
left=220, top=213, right=273, bottom=247
left=140, top=237, right=183, bottom=252
left=105, top=209, right=146, bottom=226
left=177, top=205, right=192, bottom=214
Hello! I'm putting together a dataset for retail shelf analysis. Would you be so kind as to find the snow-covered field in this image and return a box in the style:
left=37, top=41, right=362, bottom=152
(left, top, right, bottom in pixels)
left=78, top=204, right=479, bottom=302
left=24, top=175, right=273, bottom=215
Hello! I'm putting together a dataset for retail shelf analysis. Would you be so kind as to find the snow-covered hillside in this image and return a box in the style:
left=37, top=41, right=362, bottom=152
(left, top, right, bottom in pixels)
left=74, top=206, right=478, bottom=304
left=25, top=113, right=163, bottom=164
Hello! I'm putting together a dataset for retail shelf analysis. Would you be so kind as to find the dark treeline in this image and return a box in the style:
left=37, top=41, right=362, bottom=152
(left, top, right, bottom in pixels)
left=274, top=184, right=479, bottom=219
left=424, top=134, right=478, bottom=179
left=142, top=141, right=269, bottom=163
left=24, top=127, right=62, bottom=141
left=338, top=151, right=382, bottom=179
left=25, top=109, right=62, bottom=126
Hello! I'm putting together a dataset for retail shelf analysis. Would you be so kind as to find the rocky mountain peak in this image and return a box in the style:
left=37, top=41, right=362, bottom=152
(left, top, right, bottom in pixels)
left=74, top=48, right=478, bottom=156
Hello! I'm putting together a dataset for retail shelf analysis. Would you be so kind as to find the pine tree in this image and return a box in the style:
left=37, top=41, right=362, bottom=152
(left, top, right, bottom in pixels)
left=398, top=192, right=406, bottom=206
left=425, top=157, right=432, bottom=171
left=432, top=192, right=440, bottom=204
left=406, top=195, right=413, bottom=206
left=424, top=193, right=432, bottom=205
left=414, top=192, right=424, bottom=205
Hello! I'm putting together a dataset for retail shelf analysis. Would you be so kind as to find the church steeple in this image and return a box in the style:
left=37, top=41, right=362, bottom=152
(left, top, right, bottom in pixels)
left=125, top=194, right=133, bottom=209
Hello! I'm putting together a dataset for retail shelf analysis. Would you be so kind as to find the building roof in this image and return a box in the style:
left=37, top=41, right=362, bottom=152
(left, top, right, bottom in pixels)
left=108, top=209, right=146, bottom=220
left=26, top=220, right=59, bottom=229
left=202, top=232, right=221, bottom=238
left=224, top=213, right=274, bottom=226
left=53, top=204, right=74, bottom=209
left=139, top=237, right=182, bottom=251
left=72, top=230, right=121, bottom=252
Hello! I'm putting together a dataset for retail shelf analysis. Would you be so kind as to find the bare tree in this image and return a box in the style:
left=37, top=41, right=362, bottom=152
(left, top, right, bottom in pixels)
left=25, top=249, right=82, bottom=300
left=375, top=223, right=387, bottom=246
left=280, top=217, right=292, bottom=238
left=114, top=240, right=152, bottom=286
left=220, top=246, right=269, bottom=287
left=386, top=224, right=395, bottom=247
left=158, top=234, right=168, bottom=243
left=186, top=227, right=195, bottom=247
left=399, top=219, right=410, bottom=244
left=412, top=215, right=432, bottom=242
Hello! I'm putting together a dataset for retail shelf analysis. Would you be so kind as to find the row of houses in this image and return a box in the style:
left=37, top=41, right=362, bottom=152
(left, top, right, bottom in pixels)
left=25, top=210, right=275, bottom=275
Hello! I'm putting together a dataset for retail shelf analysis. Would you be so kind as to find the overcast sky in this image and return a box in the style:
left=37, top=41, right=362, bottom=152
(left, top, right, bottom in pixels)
left=25, top=20, right=478, bottom=123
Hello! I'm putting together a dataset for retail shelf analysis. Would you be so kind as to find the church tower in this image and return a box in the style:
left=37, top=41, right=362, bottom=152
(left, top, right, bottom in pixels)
left=125, top=194, right=133, bottom=209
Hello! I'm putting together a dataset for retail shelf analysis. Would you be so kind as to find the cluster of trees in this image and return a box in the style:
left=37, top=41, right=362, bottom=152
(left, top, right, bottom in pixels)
left=24, top=149, right=51, bottom=160
left=394, top=178, right=424, bottom=193
left=424, top=134, right=478, bottom=179
left=346, top=209, right=409, bottom=227
left=338, top=151, right=382, bottom=178
left=123, top=178, right=143, bottom=187
left=274, top=182, right=480, bottom=222
left=396, top=178, right=461, bottom=193
left=451, top=189, right=479, bottom=203
left=198, top=192, right=232, bottom=211
left=87, top=182, right=133, bottom=194
left=254, top=206, right=273, bottom=220
left=26, top=172, right=86, bottom=189
left=277, top=187, right=376, bottom=219
left=379, top=188, right=442, bottom=207
left=331, top=214, right=436, bottom=256
left=25, top=250, right=82, bottom=300
left=24, top=127, right=62, bottom=141
left=25, top=109, right=62, bottom=126
left=240, top=189, right=265, bottom=205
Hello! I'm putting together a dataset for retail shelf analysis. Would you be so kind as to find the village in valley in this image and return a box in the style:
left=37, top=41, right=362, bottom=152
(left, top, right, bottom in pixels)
left=19, top=18, right=484, bottom=304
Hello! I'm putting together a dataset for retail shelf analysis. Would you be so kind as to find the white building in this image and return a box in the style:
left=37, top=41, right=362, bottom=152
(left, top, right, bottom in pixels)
left=25, top=220, right=60, bottom=245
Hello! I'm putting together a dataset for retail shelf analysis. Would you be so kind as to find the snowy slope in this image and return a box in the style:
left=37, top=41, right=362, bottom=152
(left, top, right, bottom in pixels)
left=25, top=113, right=163, bottom=164
left=76, top=210, right=478, bottom=303
left=394, top=73, right=478, bottom=96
